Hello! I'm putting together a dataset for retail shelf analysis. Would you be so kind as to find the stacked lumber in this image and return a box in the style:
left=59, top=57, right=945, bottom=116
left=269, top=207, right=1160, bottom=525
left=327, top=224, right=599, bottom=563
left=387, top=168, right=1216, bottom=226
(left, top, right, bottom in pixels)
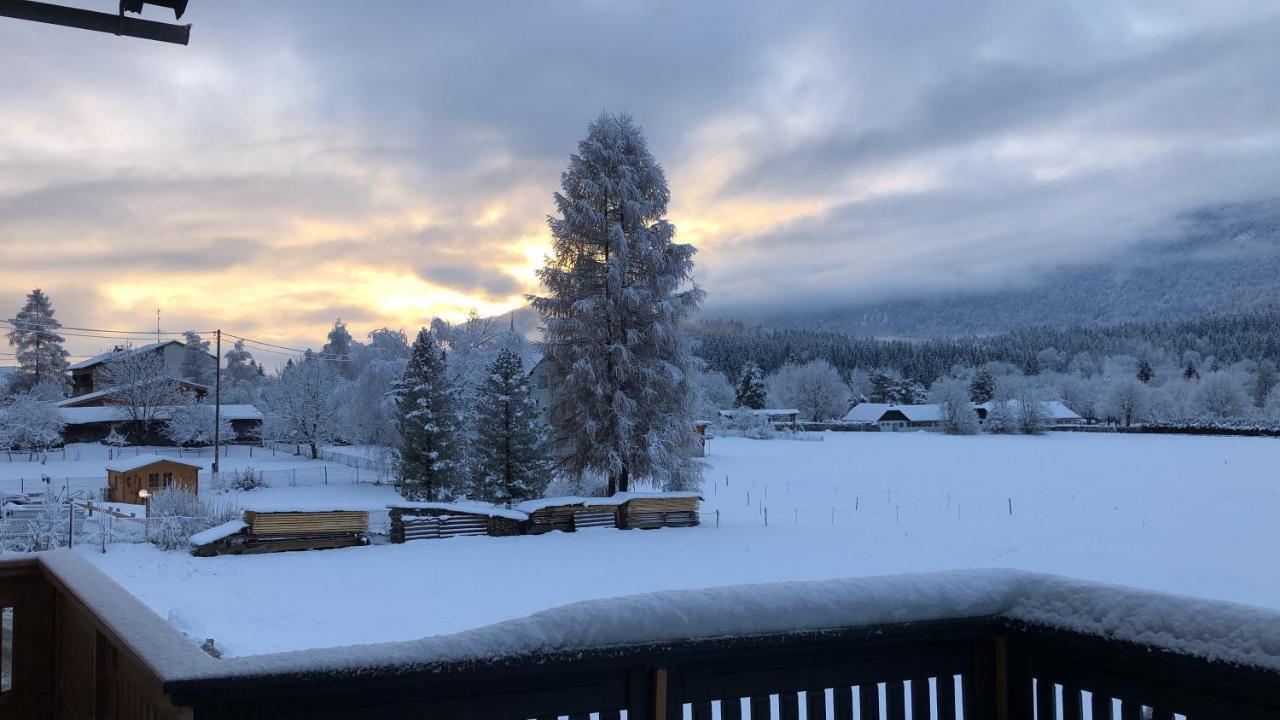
left=389, top=504, right=528, bottom=543
left=190, top=509, right=373, bottom=554
left=571, top=506, right=618, bottom=529
left=618, top=493, right=702, bottom=530
left=524, top=505, right=577, bottom=534
left=244, top=510, right=369, bottom=536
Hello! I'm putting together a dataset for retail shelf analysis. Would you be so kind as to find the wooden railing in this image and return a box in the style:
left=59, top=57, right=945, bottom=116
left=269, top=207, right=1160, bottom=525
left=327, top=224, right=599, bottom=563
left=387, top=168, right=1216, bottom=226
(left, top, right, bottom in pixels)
left=3, top=553, right=1280, bottom=719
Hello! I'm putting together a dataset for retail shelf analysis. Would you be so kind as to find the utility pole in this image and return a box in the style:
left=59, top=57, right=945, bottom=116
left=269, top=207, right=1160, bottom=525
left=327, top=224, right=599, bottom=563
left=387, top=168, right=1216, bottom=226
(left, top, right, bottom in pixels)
left=213, top=329, right=222, bottom=475
left=156, top=308, right=161, bottom=344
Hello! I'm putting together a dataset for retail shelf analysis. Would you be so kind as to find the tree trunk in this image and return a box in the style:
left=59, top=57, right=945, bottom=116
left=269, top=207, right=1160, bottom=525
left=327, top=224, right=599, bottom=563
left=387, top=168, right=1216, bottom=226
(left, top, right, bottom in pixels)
left=309, top=441, right=318, bottom=459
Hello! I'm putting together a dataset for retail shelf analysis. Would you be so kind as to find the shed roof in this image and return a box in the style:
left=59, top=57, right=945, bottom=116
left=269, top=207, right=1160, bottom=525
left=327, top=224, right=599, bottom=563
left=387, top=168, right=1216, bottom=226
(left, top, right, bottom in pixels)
left=58, top=404, right=263, bottom=425
left=105, top=454, right=202, bottom=473
left=716, top=408, right=800, bottom=417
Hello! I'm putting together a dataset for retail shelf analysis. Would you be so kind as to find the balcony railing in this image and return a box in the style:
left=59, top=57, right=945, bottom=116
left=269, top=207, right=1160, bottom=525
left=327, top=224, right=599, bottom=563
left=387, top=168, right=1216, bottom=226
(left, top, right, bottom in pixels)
left=3, top=551, right=1279, bottom=719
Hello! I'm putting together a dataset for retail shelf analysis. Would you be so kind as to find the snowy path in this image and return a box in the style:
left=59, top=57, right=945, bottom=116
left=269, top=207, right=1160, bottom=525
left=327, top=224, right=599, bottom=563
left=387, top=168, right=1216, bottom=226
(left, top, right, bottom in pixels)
left=79, top=432, right=1279, bottom=657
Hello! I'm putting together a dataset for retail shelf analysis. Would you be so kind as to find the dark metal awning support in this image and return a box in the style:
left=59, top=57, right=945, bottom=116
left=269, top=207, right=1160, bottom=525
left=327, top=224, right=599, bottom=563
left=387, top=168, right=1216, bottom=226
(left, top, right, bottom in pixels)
left=0, top=0, right=191, bottom=45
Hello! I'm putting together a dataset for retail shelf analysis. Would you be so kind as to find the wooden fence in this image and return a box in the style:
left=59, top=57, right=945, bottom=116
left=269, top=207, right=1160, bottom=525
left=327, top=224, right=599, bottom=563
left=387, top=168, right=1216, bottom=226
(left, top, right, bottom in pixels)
left=3, top=553, right=1280, bottom=719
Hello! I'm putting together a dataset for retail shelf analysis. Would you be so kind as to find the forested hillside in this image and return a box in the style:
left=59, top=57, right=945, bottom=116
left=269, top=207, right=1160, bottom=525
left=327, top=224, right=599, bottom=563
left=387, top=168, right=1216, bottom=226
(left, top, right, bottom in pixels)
left=691, top=309, right=1280, bottom=387
left=757, top=200, right=1280, bottom=337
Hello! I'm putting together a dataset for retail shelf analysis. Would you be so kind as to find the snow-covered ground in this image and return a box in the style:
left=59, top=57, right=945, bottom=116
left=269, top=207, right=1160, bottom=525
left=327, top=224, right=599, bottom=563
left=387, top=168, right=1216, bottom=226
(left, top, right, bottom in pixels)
left=66, top=432, right=1280, bottom=657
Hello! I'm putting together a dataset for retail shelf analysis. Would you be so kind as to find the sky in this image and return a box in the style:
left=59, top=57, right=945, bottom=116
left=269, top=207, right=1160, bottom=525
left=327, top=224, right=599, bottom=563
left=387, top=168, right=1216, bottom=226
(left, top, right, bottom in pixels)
left=2, top=0, right=1279, bottom=360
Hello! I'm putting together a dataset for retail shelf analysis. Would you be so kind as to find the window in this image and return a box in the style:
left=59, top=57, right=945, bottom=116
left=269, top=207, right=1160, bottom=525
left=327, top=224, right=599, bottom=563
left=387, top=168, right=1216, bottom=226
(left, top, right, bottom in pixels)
left=163, top=472, right=173, bottom=487
left=148, top=473, right=160, bottom=488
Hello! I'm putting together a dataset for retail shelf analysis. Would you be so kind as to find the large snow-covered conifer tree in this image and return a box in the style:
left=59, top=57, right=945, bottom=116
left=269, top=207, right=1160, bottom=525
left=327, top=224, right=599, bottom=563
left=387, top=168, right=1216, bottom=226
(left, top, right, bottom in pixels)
left=5, top=288, right=69, bottom=395
left=530, top=113, right=704, bottom=494
left=395, top=329, right=463, bottom=500
left=471, top=348, right=551, bottom=503
left=734, top=363, right=767, bottom=409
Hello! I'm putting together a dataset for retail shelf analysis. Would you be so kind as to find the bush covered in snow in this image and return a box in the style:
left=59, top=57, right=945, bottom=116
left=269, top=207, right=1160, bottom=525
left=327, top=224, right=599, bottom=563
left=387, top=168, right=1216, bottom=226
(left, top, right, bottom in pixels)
left=224, top=467, right=269, bottom=492
left=144, top=488, right=239, bottom=551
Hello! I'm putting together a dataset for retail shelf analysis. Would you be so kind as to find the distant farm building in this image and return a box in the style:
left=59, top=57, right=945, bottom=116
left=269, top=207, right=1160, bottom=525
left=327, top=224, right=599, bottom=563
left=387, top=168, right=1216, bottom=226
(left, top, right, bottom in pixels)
left=975, top=400, right=1084, bottom=427
left=843, top=403, right=942, bottom=431
left=845, top=401, right=1084, bottom=430
left=717, top=408, right=800, bottom=427
left=69, top=340, right=213, bottom=397
left=105, top=455, right=200, bottom=504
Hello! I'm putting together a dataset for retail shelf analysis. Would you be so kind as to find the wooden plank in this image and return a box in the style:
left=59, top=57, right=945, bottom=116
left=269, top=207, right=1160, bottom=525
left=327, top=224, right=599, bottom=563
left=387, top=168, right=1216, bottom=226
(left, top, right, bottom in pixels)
left=1062, top=684, right=1083, bottom=720
left=1089, top=692, right=1113, bottom=720
left=1119, top=701, right=1141, bottom=720
left=691, top=700, right=714, bottom=720
left=749, top=694, right=770, bottom=720
left=722, top=697, right=743, bottom=720
left=937, top=675, right=958, bottom=720
left=805, top=688, right=827, bottom=720
left=832, top=686, right=853, bottom=720
left=1035, top=679, right=1056, bottom=720
left=859, top=684, right=880, bottom=720
left=910, top=679, right=930, bottom=720
left=779, top=690, right=799, bottom=720
left=886, top=681, right=906, bottom=720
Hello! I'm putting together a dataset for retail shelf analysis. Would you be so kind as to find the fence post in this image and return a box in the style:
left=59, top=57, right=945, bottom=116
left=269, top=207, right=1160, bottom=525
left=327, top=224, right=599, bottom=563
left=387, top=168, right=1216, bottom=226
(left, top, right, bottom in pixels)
left=324, top=467, right=328, bottom=485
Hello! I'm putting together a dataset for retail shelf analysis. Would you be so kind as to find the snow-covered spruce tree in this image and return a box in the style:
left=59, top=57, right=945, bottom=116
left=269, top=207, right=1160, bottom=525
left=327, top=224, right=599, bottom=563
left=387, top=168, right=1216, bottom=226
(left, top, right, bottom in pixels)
left=530, top=113, right=705, bottom=494
left=179, top=331, right=214, bottom=386
left=968, top=368, right=996, bottom=403
left=868, top=370, right=899, bottom=403
left=322, top=318, right=358, bottom=379
left=470, top=348, right=551, bottom=504
left=929, top=378, right=979, bottom=435
left=734, top=362, right=767, bottom=409
left=5, top=288, right=70, bottom=395
left=395, top=329, right=464, bottom=501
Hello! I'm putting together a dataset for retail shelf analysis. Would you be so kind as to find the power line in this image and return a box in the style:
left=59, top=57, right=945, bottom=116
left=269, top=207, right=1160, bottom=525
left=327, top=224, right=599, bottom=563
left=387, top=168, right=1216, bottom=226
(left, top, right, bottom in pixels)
left=0, top=319, right=202, bottom=336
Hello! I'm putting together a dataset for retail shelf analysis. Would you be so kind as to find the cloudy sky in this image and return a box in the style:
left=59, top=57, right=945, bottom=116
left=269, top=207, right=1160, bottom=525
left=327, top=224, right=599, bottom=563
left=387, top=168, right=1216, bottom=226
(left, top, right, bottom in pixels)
left=2, top=0, right=1278, bottom=359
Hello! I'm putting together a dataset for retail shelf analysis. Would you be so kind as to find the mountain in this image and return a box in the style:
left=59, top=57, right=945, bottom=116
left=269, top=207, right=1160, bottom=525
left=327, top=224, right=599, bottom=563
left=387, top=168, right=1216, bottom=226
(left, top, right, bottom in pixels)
left=754, top=199, right=1280, bottom=338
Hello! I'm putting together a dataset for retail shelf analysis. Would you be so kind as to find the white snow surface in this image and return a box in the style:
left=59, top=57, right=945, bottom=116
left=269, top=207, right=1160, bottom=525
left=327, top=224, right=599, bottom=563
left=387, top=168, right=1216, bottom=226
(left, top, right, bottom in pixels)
left=74, top=432, right=1280, bottom=662
left=188, top=520, right=247, bottom=547
left=35, top=551, right=1280, bottom=681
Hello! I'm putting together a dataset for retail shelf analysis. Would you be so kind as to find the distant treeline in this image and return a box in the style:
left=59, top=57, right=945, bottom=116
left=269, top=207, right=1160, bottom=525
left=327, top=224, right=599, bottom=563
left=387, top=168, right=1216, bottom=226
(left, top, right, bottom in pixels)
left=690, top=308, right=1280, bottom=385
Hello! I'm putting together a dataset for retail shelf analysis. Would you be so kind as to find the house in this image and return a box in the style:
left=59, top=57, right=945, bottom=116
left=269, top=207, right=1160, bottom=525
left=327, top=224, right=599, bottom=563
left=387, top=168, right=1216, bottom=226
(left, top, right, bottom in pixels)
left=69, top=340, right=213, bottom=397
left=843, top=403, right=943, bottom=431
left=717, top=408, right=801, bottom=427
left=58, top=404, right=264, bottom=444
left=56, top=378, right=210, bottom=408
left=104, top=454, right=200, bottom=504
left=528, top=356, right=551, bottom=416
left=975, top=400, right=1084, bottom=427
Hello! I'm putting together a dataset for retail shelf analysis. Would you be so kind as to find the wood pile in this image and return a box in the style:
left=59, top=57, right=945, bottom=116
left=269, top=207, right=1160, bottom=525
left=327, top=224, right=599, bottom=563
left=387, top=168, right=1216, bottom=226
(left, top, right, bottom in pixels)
left=571, top=506, right=618, bottom=529
left=619, top=494, right=702, bottom=530
left=524, top=504, right=577, bottom=534
left=192, top=510, right=372, bottom=554
left=244, top=510, right=369, bottom=536
left=389, top=505, right=527, bottom=543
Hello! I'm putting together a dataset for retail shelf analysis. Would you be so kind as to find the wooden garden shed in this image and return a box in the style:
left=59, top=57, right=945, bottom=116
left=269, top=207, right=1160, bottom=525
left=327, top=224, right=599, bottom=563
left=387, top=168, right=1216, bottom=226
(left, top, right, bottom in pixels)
left=104, top=454, right=200, bottom=504
left=388, top=502, right=527, bottom=543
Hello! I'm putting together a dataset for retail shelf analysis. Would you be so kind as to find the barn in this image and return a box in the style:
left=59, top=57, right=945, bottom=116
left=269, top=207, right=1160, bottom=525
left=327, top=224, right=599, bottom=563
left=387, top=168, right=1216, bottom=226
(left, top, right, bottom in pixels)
left=104, top=454, right=200, bottom=504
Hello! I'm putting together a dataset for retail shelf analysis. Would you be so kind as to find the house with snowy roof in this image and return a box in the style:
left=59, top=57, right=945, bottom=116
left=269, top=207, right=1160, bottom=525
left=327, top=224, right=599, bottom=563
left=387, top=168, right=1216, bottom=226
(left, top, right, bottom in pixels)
left=842, top=403, right=944, bottom=431
left=975, top=400, right=1084, bottom=427
left=69, top=340, right=213, bottom=397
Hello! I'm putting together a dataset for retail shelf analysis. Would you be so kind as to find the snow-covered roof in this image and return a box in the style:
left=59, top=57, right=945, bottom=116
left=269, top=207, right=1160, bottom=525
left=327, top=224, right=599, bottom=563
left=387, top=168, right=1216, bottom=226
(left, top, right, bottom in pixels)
left=105, top=454, right=202, bottom=473
left=842, top=403, right=942, bottom=423
left=58, top=404, right=263, bottom=425
left=188, top=519, right=247, bottom=547
left=976, top=400, right=1082, bottom=421
left=717, top=408, right=801, bottom=417
left=389, top=501, right=528, bottom=521
left=68, top=340, right=185, bottom=371
left=58, top=379, right=210, bottom=408
left=842, top=403, right=891, bottom=423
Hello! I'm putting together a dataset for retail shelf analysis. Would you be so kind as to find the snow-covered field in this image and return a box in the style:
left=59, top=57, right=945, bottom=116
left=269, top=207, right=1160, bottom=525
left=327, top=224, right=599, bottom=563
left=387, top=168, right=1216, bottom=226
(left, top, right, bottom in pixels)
left=61, top=432, right=1279, bottom=658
